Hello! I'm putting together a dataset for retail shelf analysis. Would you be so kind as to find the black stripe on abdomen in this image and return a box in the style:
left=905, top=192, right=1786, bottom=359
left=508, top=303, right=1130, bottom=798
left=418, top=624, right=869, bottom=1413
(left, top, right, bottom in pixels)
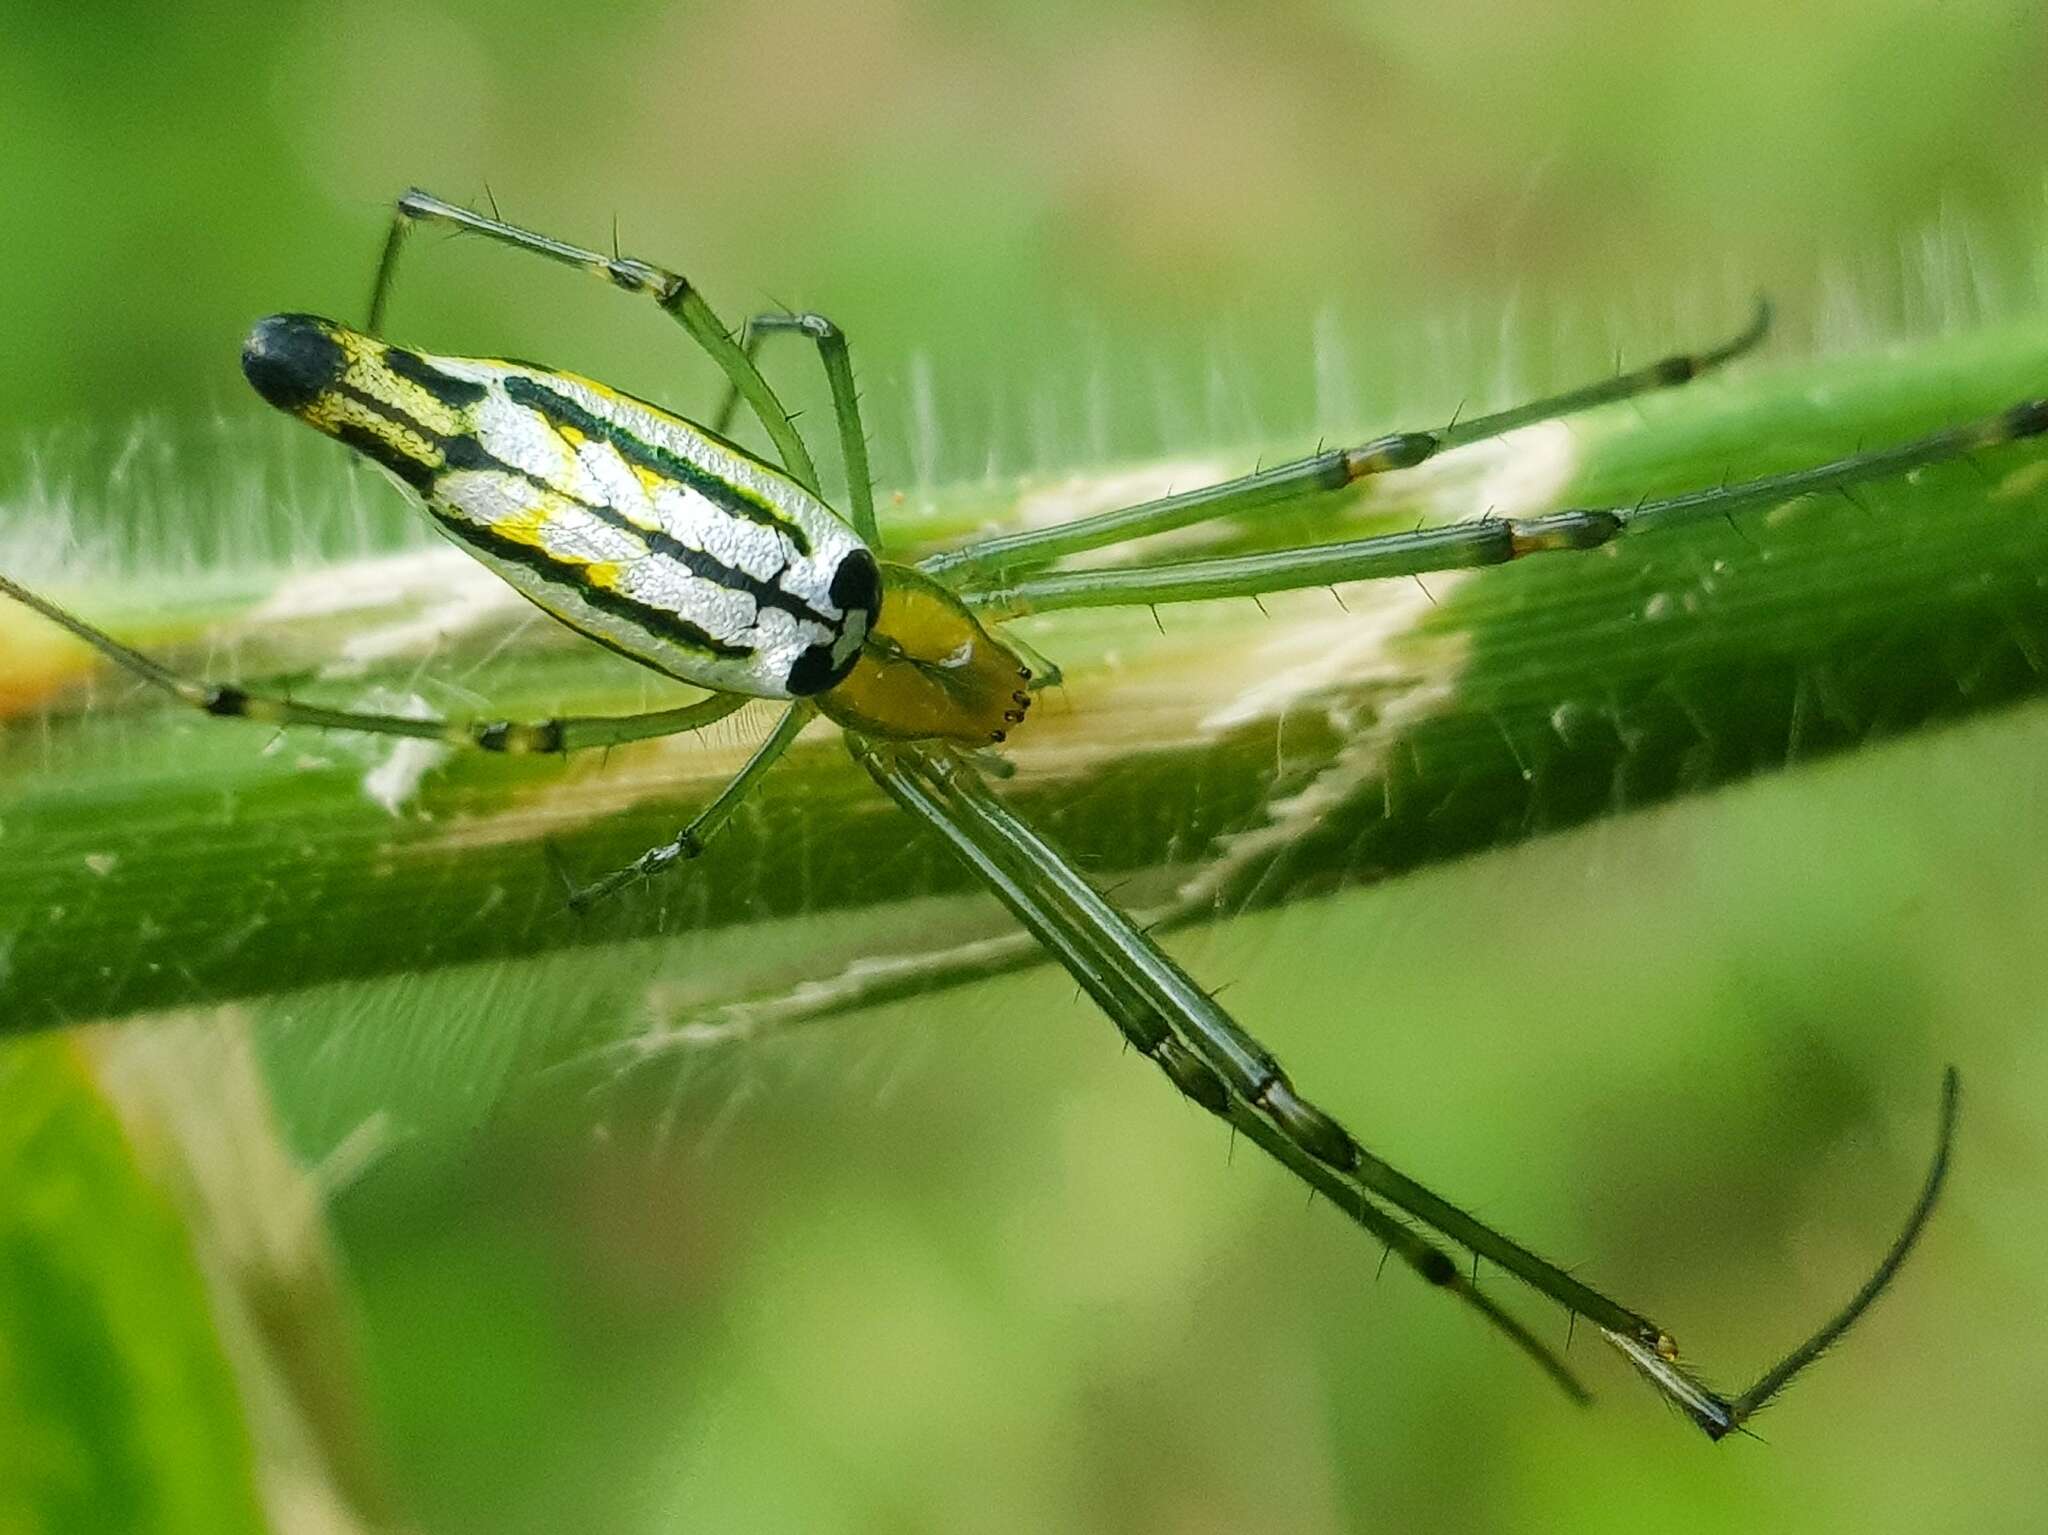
left=428, top=508, right=754, bottom=662
left=500, top=373, right=812, bottom=556
left=434, top=433, right=839, bottom=633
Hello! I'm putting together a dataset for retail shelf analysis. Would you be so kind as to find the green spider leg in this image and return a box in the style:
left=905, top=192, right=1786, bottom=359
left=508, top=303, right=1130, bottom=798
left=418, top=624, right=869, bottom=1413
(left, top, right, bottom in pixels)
left=706, top=325, right=769, bottom=438
left=709, top=310, right=881, bottom=547
left=958, top=395, right=2048, bottom=620
left=0, top=572, right=750, bottom=754
left=365, top=188, right=822, bottom=496
left=856, top=737, right=1961, bottom=1437
left=922, top=300, right=1772, bottom=582
left=560, top=702, right=814, bottom=912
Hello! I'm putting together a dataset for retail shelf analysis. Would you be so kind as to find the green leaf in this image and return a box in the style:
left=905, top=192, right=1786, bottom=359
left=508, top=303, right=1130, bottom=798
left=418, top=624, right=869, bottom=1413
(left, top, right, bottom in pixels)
left=0, top=1034, right=265, bottom=1535
left=0, top=1020, right=399, bottom=1535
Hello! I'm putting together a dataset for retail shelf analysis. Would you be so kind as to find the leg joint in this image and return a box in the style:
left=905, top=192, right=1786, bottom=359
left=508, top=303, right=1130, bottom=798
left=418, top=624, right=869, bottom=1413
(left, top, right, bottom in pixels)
left=751, top=310, right=844, bottom=342
left=472, top=719, right=567, bottom=754
left=1651, top=354, right=1697, bottom=387
left=604, top=256, right=673, bottom=297
left=1345, top=431, right=1440, bottom=478
left=651, top=271, right=694, bottom=312
left=1508, top=510, right=1625, bottom=557
left=1256, top=1075, right=1361, bottom=1170
left=1154, top=1036, right=1232, bottom=1115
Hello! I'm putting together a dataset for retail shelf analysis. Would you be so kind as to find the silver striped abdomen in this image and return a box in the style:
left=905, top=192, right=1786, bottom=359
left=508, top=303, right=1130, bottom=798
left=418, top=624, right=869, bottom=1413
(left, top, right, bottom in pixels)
left=241, top=314, right=880, bottom=699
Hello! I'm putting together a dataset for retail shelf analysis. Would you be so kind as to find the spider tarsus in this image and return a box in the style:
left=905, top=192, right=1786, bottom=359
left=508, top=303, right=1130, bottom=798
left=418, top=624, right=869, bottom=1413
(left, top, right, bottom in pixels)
left=1717, top=1065, right=1961, bottom=1432
left=1601, top=1067, right=1961, bottom=1440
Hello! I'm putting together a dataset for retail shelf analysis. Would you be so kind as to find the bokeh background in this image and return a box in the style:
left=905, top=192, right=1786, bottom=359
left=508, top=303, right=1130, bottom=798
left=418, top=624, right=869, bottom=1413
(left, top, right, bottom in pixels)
left=7, top=2, right=2048, bottom=1531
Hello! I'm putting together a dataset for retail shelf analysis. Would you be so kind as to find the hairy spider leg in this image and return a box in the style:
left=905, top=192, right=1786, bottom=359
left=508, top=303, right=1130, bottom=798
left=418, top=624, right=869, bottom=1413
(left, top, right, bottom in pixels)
left=957, top=398, right=2048, bottom=619
left=365, top=188, right=822, bottom=495
left=707, top=325, right=770, bottom=439
left=0, top=572, right=753, bottom=754
left=858, top=736, right=1961, bottom=1438
left=711, top=311, right=881, bottom=546
left=921, top=300, right=1773, bottom=581
left=563, top=702, right=815, bottom=911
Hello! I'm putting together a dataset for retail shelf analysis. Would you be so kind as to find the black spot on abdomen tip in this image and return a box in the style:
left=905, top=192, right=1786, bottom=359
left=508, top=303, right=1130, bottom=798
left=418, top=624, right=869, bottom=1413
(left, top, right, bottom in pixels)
left=242, top=314, right=348, bottom=413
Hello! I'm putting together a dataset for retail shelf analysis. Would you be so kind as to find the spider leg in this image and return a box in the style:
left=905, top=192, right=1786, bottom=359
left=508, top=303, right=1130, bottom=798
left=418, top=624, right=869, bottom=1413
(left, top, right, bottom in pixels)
left=562, top=702, right=812, bottom=911
left=857, top=736, right=1960, bottom=1437
left=0, top=574, right=749, bottom=753
left=706, top=325, right=769, bottom=438
left=958, top=395, right=2048, bottom=619
left=711, top=311, right=880, bottom=547
left=364, top=188, right=821, bottom=493
left=923, top=300, right=1773, bottom=581
left=854, top=735, right=1593, bottom=1403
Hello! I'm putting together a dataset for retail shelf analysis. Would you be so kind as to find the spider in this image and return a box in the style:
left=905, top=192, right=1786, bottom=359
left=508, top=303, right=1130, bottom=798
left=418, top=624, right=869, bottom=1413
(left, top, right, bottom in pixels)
left=2, top=189, right=2011, bottom=1436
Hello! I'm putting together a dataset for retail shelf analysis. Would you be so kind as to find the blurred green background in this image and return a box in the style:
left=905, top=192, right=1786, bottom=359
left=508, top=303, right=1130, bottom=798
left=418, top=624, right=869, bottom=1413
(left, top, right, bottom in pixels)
left=6, top=2, right=2048, bottom=1532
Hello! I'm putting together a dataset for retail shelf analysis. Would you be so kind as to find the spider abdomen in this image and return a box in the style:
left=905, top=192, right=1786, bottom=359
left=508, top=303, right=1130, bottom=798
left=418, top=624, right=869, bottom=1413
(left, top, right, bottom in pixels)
left=242, top=313, right=876, bottom=701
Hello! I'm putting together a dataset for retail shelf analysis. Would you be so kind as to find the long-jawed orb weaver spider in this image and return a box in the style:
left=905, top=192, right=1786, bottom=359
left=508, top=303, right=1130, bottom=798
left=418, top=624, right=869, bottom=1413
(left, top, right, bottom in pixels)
left=2, top=187, right=2021, bottom=1436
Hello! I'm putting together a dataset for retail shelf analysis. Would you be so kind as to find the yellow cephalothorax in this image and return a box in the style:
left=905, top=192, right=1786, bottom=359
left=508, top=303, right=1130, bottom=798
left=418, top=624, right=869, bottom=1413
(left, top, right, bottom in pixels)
left=815, top=564, right=1032, bottom=744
